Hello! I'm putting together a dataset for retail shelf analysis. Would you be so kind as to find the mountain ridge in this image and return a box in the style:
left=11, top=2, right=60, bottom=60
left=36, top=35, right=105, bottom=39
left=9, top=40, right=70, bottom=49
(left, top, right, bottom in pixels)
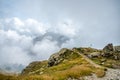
left=0, top=43, right=120, bottom=80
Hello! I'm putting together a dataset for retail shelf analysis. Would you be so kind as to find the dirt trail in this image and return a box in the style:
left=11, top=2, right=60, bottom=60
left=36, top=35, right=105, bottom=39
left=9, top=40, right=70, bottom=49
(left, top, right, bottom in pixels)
left=71, top=50, right=120, bottom=80
left=72, top=50, right=102, bottom=68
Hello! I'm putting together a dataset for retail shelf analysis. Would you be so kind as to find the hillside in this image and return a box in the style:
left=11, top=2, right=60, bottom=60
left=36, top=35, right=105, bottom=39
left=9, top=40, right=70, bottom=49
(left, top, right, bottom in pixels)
left=0, top=43, right=120, bottom=80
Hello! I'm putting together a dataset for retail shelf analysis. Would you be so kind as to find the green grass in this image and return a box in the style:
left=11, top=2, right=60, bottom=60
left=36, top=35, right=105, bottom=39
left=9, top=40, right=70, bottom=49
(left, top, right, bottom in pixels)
left=1, top=56, right=105, bottom=80
left=74, top=47, right=101, bottom=54
left=91, top=57, right=120, bottom=69
left=0, top=49, right=106, bottom=80
left=21, top=60, right=48, bottom=75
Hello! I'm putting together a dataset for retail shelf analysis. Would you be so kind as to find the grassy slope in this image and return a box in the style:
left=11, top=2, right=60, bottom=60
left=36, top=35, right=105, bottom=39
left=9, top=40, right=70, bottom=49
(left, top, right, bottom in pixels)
left=0, top=50, right=105, bottom=80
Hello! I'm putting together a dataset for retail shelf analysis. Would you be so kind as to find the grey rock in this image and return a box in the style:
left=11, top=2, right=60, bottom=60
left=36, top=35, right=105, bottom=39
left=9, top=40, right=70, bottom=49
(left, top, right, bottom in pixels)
left=48, top=48, right=73, bottom=67
left=100, top=59, right=106, bottom=62
left=113, top=53, right=120, bottom=60
left=102, top=43, right=114, bottom=57
left=114, top=46, right=120, bottom=52
left=88, top=52, right=101, bottom=58
left=113, top=46, right=120, bottom=60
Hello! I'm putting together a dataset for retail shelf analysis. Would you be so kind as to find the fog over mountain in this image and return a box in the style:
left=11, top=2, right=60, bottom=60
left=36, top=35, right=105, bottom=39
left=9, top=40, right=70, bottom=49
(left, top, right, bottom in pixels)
left=0, top=0, right=120, bottom=72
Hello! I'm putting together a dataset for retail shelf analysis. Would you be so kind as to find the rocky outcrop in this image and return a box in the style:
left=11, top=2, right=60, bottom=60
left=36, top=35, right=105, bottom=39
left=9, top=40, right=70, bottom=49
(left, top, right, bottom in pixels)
left=22, top=44, right=118, bottom=71
left=102, top=43, right=120, bottom=60
left=102, top=43, right=114, bottom=57
left=48, top=48, right=73, bottom=67
left=21, top=43, right=120, bottom=77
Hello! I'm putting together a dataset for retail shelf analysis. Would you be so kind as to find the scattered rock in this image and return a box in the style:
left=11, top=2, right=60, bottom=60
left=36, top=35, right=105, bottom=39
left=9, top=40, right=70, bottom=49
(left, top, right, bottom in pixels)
left=39, top=72, right=43, bottom=75
left=112, top=63, right=120, bottom=69
left=100, top=59, right=106, bottom=65
left=67, top=68, right=120, bottom=80
left=88, top=52, right=101, bottom=58
left=113, top=53, right=120, bottom=60
left=21, top=43, right=120, bottom=80
left=114, top=46, right=120, bottom=52
left=100, top=59, right=106, bottom=62
left=82, top=68, right=120, bottom=80
left=113, top=46, right=120, bottom=60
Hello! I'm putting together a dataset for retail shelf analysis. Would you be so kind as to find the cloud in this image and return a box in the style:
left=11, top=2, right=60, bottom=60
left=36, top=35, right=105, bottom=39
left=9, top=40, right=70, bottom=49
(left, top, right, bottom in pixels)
left=56, top=19, right=77, bottom=37
left=0, top=17, right=63, bottom=72
left=24, top=18, right=48, bottom=35
left=32, top=39, right=60, bottom=60
left=0, top=46, right=30, bottom=65
left=0, top=17, right=75, bottom=66
left=33, top=32, right=70, bottom=47
left=0, top=30, right=32, bottom=65
left=0, top=17, right=48, bottom=36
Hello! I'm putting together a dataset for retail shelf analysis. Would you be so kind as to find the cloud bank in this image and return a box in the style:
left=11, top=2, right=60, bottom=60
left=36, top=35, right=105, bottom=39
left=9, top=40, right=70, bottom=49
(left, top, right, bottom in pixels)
left=0, top=0, right=120, bottom=72
left=0, top=17, right=77, bottom=72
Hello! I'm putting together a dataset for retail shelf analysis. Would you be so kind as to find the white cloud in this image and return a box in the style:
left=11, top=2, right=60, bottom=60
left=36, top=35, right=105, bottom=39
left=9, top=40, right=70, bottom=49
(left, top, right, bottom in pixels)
left=0, top=17, right=48, bottom=36
left=51, top=19, right=78, bottom=38
left=32, top=39, right=60, bottom=60
left=25, top=18, right=47, bottom=35
left=0, top=46, right=31, bottom=65
left=0, top=30, right=32, bottom=48
left=10, top=17, right=24, bottom=27
left=0, top=17, right=60, bottom=68
left=0, top=30, right=32, bottom=65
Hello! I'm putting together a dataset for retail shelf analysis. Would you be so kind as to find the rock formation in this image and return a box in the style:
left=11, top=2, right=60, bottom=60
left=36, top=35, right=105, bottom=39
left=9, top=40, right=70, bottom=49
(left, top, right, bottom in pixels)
left=102, top=43, right=120, bottom=60
left=48, top=48, right=75, bottom=67
left=102, top=43, right=114, bottom=57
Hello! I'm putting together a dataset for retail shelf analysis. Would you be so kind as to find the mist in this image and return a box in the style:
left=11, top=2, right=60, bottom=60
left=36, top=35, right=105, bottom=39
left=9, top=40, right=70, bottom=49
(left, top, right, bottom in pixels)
left=0, top=0, right=120, bottom=72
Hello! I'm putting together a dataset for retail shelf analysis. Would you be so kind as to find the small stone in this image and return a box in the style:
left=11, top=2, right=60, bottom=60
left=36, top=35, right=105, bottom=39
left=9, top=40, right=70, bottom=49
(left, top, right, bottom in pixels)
left=39, top=72, right=43, bottom=74
left=100, top=59, right=106, bottom=62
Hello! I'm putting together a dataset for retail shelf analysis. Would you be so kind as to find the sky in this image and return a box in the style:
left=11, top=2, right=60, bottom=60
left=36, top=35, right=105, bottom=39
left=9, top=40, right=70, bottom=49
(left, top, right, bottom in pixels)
left=0, top=0, right=120, bottom=72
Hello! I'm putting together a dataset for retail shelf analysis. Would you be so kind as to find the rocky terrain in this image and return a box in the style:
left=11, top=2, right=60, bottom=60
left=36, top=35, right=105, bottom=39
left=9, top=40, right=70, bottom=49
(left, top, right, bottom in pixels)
left=82, top=68, right=120, bottom=80
left=0, top=43, right=120, bottom=80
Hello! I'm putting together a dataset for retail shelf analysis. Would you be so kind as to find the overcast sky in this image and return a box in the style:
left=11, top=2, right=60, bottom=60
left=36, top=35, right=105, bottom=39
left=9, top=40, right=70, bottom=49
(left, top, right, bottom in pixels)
left=0, top=0, right=120, bottom=71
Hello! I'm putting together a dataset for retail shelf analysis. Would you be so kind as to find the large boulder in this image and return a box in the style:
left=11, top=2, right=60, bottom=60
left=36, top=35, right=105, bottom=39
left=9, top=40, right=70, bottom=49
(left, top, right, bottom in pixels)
left=102, top=43, right=114, bottom=57
left=102, top=44, right=120, bottom=60
left=48, top=48, right=73, bottom=67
